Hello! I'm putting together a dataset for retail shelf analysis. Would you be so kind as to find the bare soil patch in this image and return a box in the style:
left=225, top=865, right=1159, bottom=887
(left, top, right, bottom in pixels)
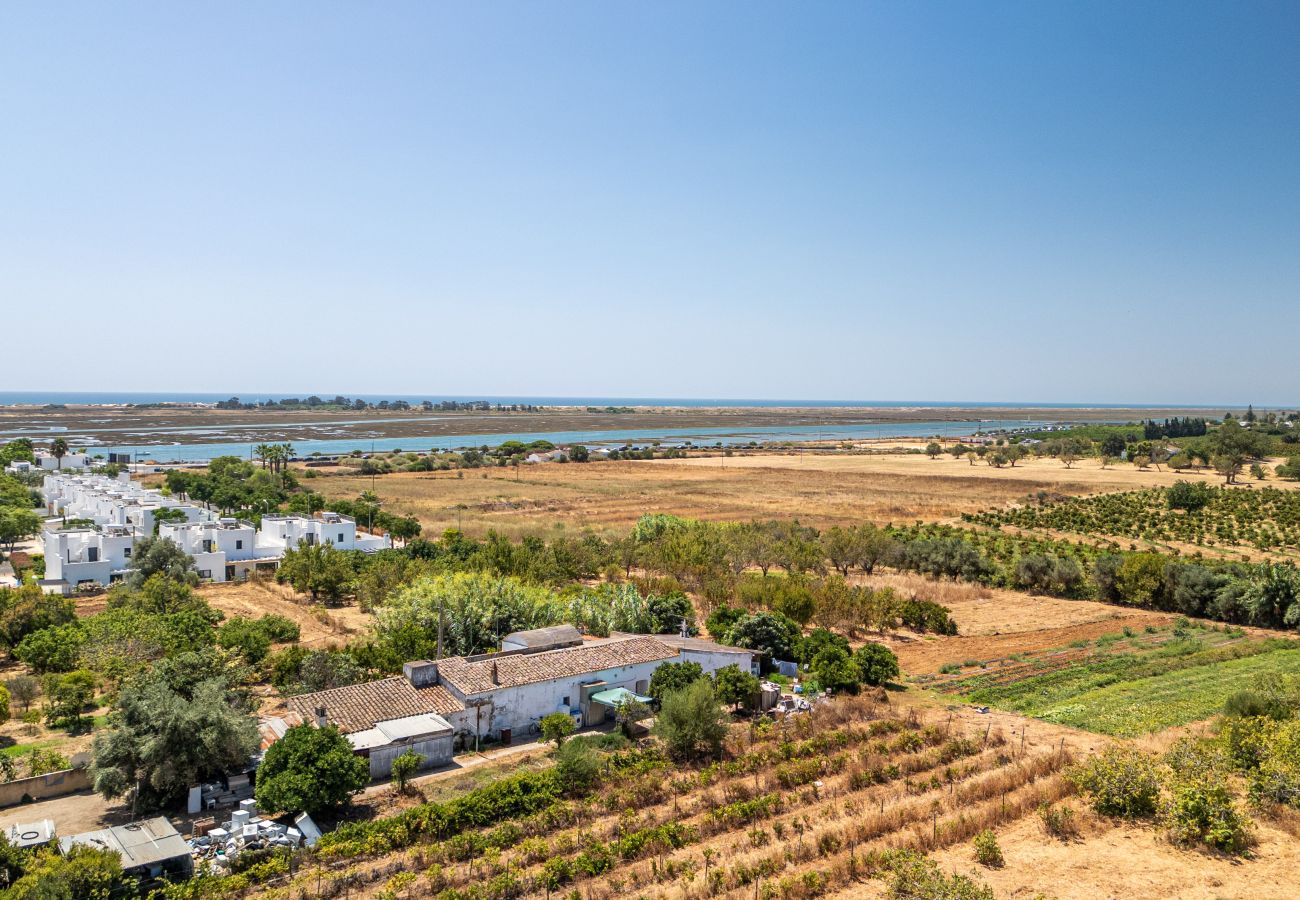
left=195, top=579, right=371, bottom=647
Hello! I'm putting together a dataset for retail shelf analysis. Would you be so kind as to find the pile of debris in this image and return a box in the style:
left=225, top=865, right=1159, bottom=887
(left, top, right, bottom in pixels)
left=187, top=800, right=320, bottom=869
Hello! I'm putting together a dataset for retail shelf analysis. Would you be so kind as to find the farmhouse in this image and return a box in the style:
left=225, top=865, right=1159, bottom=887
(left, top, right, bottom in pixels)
left=283, top=632, right=756, bottom=770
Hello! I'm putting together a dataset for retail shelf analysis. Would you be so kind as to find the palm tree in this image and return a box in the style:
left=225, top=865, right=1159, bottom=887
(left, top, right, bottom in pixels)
left=50, top=438, right=69, bottom=469
left=253, top=443, right=272, bottom=470
left=359, top=490, right=381, bottom=533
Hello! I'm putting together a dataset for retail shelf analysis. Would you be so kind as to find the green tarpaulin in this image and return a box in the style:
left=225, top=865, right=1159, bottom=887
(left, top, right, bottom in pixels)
left=589, top=687, right=653, bottom=708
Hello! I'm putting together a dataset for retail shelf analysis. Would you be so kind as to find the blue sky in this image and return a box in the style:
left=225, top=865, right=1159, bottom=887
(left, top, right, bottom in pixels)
left=3, top=2, right=1298, bottom=403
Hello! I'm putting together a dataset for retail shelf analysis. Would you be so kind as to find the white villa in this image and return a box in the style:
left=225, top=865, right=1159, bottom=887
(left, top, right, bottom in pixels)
left=39, top=472, right=390, bottom=594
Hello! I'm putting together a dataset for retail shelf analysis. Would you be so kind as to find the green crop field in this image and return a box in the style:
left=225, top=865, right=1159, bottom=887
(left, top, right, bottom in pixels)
left=1023, top=648, right=1300, bottom=736
left=927, top=626, right=1300, bottom=736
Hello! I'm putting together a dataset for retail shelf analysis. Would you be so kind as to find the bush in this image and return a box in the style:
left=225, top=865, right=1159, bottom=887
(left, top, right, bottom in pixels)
left=1069, top=747, right=1161, bottom=818
left=553, top=740, right=601, bottom=795
left=972, top=829, right=1003, bottom=867
left=391, top=751, right=422, bottom=793
left=880, top=849, right=994, bottom=900
left=1162, top=774, right=1253, bottom=853
left=1038, top=803, right=1077, bottom=839
left=539, top=712, right=576, bottom=747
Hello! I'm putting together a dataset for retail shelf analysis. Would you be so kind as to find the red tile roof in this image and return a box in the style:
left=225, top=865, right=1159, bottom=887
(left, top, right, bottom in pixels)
left=437, top=636, right=678, bottom=696
left=284, top=677, right=464, bottom=735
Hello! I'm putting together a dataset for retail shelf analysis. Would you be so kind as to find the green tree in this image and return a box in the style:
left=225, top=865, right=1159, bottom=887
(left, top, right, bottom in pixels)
left=391, top=750, right=422, bottom=793
left=255, top=723, right=369, bottom=816
left=0, top=507, right=41, bottom=553
left=713, top=663, right=760, bottom=710
left=14, top=624, right=86, bottom=674
left=125, top=536, right=198, bottom=589
left=275, top=542, right=355, bottom=605
left=0, top=439, right=36, bottom=467
left=43, top=670, right=96, bottom=732
left=811, top=646, right=860, bottom=693
left=925, top=442, right=942, bottom=459
left=647, top=660, right=705, bottom=700
left=0, top=586, right=77, bottom=650
left=795, top=627, right=851, bottom=665
left=540, top=711, right=576, bottom=747
left=653, top=678, right=728, bottom=761
left=90, top=657, right=258, bottom=809
left=725, top=612, right=802, bottom=667
left=854, top=642, right=900, bottom=686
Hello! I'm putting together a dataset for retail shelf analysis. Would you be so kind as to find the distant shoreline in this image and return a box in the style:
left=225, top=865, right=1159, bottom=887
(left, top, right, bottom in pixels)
left=0, top=402, right=1228, bottom=462
left=0, top=392, right=1269, bottom=410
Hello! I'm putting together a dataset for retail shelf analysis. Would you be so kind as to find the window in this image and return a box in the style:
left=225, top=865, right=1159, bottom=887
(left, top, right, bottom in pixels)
left=339, top=532, right=345, bottom=542
left=123, top=547, right=131, bottom=558
left=235, top=540, right=243, bottom=550
left=198, top=569, right=212, bottom=579
left=562, top=696, right=570, bottom=707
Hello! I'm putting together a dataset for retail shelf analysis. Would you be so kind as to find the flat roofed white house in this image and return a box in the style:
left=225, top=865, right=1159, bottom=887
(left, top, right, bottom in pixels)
left=256, top=511, right=390, bottom=554
left=35, top=452, right=90, bottom=470
left=42, top=523, right=135, bottom=591
left=158, top=518, right=277, bottom=583
left=39, top=472, right=391, bottom=593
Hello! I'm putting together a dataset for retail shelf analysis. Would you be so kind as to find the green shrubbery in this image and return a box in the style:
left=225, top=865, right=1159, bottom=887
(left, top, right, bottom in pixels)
left=971, top=829, right=1003, bottom=867
left=1069, top=747, right=1161, bottom=818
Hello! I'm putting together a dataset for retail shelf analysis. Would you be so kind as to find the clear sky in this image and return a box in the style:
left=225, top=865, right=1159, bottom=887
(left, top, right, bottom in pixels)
left=3, top=2, right=1298, bottom=404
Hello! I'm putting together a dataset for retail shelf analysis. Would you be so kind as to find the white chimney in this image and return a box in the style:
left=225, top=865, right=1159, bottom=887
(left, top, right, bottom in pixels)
left=315, top=705, right=327, bottom=728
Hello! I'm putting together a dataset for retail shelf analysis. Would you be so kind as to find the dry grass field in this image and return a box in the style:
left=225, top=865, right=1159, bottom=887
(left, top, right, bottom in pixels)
left=307, top=451, right=1221, bottom=540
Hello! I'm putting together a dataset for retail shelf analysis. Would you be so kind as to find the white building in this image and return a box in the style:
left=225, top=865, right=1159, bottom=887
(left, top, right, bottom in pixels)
left=38, top=473, right=391, bottom=594
left=43, top=523, right=136, bottom=589
left=42, top=472, right=208, bottom=533
left=158, top=518, right=276, bottom=583
left=284, top=631, right=757, bottom=770
left=256, top=511, right=390, bottom=554
left=35, top=452, right=90, bottom=470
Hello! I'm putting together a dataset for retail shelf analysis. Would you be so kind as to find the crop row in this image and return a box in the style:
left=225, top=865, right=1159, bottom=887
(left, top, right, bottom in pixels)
left=969, top=486, right=1300, bottom=554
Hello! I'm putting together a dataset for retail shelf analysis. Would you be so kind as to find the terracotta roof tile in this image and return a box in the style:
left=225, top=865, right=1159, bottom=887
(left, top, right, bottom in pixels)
left=437, top=636, right=678, bottom=696
left=285, top=677, right=464, bottom=735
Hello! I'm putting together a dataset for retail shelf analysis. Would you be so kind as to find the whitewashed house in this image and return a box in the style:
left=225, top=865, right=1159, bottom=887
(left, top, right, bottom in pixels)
left=256, top=512, right=390, bottom=554
left=35, top=452, right=90, bottom=470
left=42, top=523, right=135, bottom=589
left=285, top=632, right=757, bottom=762
left=158, top=518, right=278, bottom=583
